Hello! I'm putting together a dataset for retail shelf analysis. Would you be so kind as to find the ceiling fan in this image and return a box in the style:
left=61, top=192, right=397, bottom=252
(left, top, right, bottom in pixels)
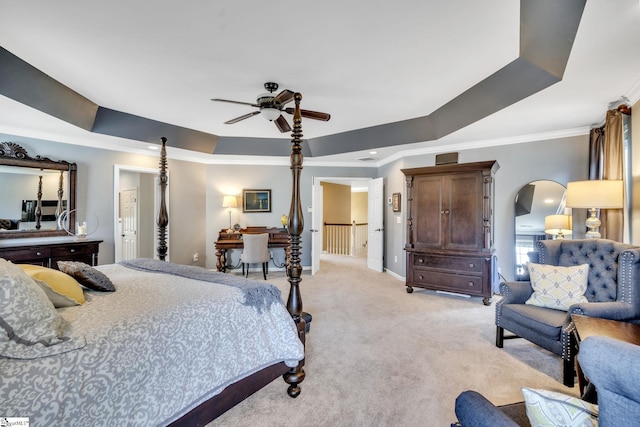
left=211, top=82, right=331, bottom=133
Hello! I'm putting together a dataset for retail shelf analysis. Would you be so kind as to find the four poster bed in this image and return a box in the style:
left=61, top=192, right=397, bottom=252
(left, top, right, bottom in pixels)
left=0, top=95, right=308, bottom=425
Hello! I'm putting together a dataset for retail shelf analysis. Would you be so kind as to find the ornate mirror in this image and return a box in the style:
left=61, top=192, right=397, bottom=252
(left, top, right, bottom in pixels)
left=0, top=142, right=76, bottom=238
left=514, top=180, right=567, bottom=280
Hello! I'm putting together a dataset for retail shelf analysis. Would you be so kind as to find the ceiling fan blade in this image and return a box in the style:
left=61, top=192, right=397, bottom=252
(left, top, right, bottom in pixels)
left=224, top=110, right=261, bottom=124
left=211, top=98, right=259, bottom=108
left=285, top=107, right=331, bottom=121
left=273, top=89, right=295, bottom=106
left=274, top=115, right=291, bottom=133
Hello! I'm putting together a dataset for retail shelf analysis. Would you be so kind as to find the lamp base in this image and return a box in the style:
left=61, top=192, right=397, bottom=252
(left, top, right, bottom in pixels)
left=585, top=208, right=601, bottom=239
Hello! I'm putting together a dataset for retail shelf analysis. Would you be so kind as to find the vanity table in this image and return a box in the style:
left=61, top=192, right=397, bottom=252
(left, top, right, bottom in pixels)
left=0, top=239, right=102, bottom=268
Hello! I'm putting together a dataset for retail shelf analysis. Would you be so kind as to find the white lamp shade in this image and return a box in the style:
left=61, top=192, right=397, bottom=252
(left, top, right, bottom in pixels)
left=544, top=214, right=572, bottom=235
left=566, top=180, right=623, bottom=209
left=222, top=195, right=238, bottom=208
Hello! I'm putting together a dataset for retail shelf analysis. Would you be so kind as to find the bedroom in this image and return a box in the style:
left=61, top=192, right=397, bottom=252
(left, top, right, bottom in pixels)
left=1, top=0, right=640, bottom=425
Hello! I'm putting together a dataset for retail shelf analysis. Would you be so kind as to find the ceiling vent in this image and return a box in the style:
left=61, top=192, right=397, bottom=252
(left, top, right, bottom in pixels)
left=356, top=157, right=376, bottom=162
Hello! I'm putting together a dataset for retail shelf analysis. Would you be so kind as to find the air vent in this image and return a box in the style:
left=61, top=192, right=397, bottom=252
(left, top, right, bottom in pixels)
left=435, top=152, right=458, bottom=165
left=356, top=157, right=376, bottom=161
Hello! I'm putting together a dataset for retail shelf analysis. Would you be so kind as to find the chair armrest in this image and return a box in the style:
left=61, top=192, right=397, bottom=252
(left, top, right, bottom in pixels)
left=579, top=336, right=640, bottom=413
left=569, top=301, right=637, bottom=321
left=454, top=391, right=520, bottom=427
left=499, top=281, right=533, bottom=304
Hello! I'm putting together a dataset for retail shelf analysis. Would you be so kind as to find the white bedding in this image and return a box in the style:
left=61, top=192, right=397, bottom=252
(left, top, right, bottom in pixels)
left=0, top=263, right=304, bottom=426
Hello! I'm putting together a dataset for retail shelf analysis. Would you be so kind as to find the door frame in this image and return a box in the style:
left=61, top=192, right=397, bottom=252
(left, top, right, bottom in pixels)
left=311, top=176, right=379, bottom=273
left=113, top=165, right=170, bottom=262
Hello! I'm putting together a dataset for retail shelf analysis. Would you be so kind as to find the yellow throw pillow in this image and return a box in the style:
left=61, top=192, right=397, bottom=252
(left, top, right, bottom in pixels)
left=18, top=264, right=85, bottom=306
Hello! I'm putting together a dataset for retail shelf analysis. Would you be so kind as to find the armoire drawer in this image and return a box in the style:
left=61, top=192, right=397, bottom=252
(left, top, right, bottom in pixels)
left=412, top=254, right=484, bottom=273
left=411, top=270, right=484, bottom=292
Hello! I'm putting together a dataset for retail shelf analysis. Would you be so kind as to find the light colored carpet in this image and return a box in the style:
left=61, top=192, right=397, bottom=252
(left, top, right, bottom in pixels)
left=209, top=254, right=577, bottom=426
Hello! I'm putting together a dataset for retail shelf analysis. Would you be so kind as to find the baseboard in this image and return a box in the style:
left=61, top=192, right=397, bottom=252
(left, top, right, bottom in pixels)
left=384, top=268, right=405, bottom=282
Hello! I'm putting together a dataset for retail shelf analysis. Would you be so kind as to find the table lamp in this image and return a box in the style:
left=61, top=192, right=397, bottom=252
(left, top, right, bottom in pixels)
left=566, top=180, right=623, bottom=239
left=222, top=195, right=237, bottom=233
left=544, top=214, right=572, bottom=239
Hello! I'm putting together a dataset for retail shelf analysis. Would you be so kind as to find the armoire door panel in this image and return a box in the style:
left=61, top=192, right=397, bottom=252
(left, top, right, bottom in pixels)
left=414, top=176, right=444, bottom=248
left=447, top=173, right=482, bottom=251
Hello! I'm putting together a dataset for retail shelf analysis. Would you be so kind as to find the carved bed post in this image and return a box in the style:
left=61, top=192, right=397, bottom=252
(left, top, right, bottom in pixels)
left=55, top=171, right=64, bottom=229
left=283, top=92, right=306, bottom=397
left=157, top=137, right=169, bottom=261
left=35, top=175, right=43, bottom=230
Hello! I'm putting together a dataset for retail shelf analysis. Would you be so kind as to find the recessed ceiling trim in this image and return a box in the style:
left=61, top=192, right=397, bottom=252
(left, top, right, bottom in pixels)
left=0, top=46, right=98, bottom=131
left=0, top=0, right=587, bottom=158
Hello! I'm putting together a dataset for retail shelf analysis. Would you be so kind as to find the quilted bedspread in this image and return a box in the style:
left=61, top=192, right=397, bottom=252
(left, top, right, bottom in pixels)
left=0, top=264, right=304, bottom=426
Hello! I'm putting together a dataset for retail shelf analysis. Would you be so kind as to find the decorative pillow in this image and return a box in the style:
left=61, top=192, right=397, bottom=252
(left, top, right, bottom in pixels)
left=57, top=261, right=115, bottom=292
left=0, top=258, right=85, bottom=359
left=522, top=387, right=598, bottom=427
left=526, top=263, right=589, bottom=310
left=18, top=264, right=85, bottom=307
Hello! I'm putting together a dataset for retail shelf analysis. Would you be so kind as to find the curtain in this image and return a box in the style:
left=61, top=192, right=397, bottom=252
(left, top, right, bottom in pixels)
left=599, top=109, right=625, bottom=241
left=588, top=127, right=604, bottom=180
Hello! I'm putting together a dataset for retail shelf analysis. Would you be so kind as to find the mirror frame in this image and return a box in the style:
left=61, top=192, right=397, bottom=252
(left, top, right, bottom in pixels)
left=514, top=179, right=567, bottom=280
left=0, top=142, right=76, bottom=239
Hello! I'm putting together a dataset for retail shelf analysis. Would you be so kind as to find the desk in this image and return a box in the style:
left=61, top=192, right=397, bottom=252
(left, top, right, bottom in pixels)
left=215, top=226, right=289, bottom=272
left=572, top=315, right=640, bottom=395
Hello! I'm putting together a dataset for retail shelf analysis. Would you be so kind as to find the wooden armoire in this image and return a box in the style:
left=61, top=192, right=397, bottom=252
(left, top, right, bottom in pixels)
left=402, top=160, right=499, bottom=305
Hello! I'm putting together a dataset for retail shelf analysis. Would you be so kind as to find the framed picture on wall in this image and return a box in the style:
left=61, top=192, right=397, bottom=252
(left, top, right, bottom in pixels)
left=392, top=192, right=401, bottom=212
left=243, top=189, right=271, bottom=213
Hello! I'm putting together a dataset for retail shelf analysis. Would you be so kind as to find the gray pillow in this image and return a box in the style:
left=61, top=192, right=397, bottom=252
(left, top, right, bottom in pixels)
left=57, top=261, right=116, bottom=292
left=0, top=258, right=85, bottom=359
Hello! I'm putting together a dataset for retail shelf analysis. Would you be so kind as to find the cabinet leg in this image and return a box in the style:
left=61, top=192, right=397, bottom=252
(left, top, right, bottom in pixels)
left=482, top=297, right=491, bottom=306
left=406, top=286, right=413, bottom=293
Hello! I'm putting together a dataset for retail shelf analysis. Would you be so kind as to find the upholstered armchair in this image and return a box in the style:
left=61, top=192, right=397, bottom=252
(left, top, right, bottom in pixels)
left=453, top=335, right=640, bottom=427
left=496, top=239, right=640, bottom=386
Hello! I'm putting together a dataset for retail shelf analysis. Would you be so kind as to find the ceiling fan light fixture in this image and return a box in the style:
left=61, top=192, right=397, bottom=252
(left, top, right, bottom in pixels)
left=261, top=107, right=281, bottom=121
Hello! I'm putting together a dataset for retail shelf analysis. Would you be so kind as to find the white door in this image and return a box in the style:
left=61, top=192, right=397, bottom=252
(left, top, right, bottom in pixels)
left=311, top=179, right=323, bottom=275
left=121, top=188, right=138, bottom=261
left=367, top=177, right=384, bottom=272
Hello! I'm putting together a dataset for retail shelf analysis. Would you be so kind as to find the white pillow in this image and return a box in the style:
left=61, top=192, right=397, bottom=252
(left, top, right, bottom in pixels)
left=0, top=258, right=85, bottom=359
left=522, top=387, right=598, bottom=426
left=526, top=263, right=589, bottom=310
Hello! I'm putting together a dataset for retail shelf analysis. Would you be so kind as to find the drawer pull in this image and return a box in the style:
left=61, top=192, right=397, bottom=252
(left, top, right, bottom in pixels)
left=469, top=263, right=475, bottom=268
left=419, top=275, right=424, bottom=280
left=36, top=251, right=42, bottom=256
left=70, top=249, right=76, bottom=253
left=468, top=282, right=474, bottom=287
left=417, top=259, right=424, bottom=264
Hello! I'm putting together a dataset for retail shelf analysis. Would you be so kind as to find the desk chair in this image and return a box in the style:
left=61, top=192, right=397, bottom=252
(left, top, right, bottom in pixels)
left=240, top=233, right=271, bottom=280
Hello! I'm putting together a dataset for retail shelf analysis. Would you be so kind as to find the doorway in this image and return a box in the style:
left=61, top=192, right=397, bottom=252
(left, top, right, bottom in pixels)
left=113, top=165, right=169, bottom=262
left=311, top=177, right=383, bottom=274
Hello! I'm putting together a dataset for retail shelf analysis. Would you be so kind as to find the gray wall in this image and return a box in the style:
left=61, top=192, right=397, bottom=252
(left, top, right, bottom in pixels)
left=1, top=132, right=589, bottom=279
left=204, top=163, right=377, bottom=270
left=379, top=135, right=590, bottom=281
left=0, top=133, right=208, bottom=266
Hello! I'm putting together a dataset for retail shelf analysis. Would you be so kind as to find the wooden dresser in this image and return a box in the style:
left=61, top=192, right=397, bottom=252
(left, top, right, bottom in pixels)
left=0, top=239, right=102, bottom=269
left=402, top=161, right=499, bottom=305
